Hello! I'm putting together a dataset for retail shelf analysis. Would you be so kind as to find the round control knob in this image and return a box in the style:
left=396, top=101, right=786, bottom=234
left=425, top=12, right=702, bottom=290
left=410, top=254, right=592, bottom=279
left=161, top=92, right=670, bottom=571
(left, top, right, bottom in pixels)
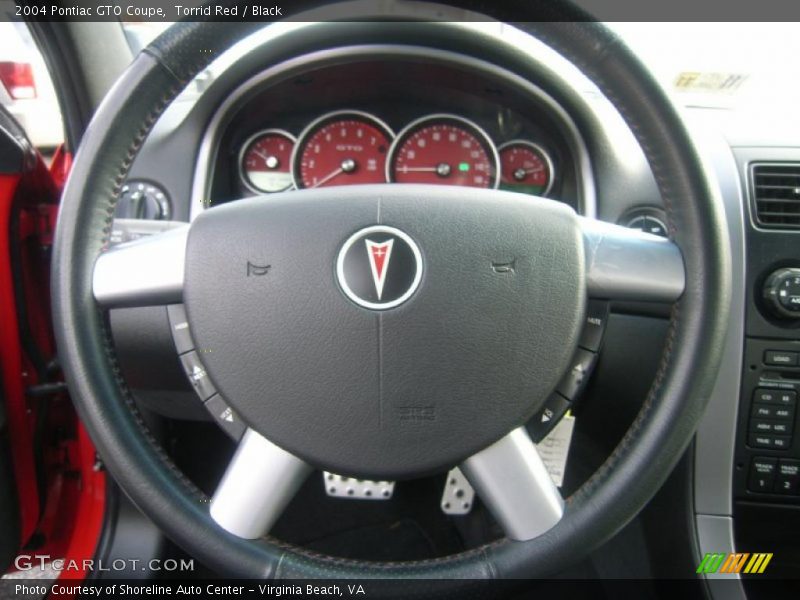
left=625, top=214, right=668, bottom=238
left=763, top=268, right=800, bottom=319
left=115, top=181, right=171, bottom=220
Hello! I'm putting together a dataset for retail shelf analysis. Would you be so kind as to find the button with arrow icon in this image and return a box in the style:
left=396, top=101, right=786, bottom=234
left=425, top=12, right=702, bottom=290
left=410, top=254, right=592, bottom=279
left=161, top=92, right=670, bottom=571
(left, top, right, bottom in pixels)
left=179, top=350, right=217, bottom=401
left=527, top=392, right=571, bottom=443
left=205, top=394, right=245, bottom=441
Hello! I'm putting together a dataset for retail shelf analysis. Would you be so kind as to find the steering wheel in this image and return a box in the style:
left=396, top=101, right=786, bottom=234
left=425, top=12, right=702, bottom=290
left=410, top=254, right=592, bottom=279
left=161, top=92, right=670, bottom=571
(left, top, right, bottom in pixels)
left=52, top=2, right=730, bottom=583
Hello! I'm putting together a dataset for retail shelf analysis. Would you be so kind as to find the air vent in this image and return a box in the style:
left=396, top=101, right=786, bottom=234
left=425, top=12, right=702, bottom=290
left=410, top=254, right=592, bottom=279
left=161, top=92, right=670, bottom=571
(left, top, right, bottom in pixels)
left=751, top=164, right=800, bottom=229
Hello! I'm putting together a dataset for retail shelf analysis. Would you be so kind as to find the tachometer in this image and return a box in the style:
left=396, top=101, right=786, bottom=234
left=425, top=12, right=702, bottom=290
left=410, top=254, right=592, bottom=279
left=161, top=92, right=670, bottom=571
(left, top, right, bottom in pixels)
left=498, top=140, right=554, bottom=196
left=239, top=129, right=296, bottom=193
left=292, top=110, right=393, bottom=189
left=387, top=114, right=499, bottom=188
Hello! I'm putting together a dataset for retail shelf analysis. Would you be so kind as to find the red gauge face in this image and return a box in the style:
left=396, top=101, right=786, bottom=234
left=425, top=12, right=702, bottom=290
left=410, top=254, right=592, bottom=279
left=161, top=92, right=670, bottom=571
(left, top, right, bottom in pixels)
left=293, top=113, right=392, bottom=189
left=240, top=131, right=295, bottom=193
left=389, top=117, right=498, bottom=188
left=498, top=142, right=553, bottom=196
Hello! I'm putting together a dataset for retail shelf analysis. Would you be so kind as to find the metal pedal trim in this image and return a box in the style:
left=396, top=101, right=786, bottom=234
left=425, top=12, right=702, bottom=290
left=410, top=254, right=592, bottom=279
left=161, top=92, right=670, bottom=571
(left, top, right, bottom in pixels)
left=323, top=472, right=395, bottom=500
left=440, top=467, right=475, bottom=515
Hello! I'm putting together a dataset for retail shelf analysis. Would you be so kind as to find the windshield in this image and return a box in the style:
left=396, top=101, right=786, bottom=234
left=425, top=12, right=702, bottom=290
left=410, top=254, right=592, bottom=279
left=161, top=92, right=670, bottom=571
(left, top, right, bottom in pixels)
left=122, top=21, right=798, bottom=111
left=610, top=22, right=800, bottom=110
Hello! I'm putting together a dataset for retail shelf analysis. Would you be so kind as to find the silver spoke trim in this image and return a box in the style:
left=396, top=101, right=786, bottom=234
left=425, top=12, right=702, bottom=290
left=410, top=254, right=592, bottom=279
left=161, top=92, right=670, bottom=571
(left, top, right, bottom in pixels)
left=210, top=428, right=312, bottom=539
left=580, top=217, right=685, bottom=303
left=93, top=223, right=188, bottom=308
left=461, top=427, right=564, bottom=541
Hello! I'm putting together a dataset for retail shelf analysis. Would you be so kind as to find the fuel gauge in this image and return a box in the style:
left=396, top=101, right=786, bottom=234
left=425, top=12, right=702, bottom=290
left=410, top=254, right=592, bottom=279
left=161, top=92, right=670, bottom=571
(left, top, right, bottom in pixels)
left=498, top=140, right=554, bottom=197
left=239, top=129, right=296, bottom=193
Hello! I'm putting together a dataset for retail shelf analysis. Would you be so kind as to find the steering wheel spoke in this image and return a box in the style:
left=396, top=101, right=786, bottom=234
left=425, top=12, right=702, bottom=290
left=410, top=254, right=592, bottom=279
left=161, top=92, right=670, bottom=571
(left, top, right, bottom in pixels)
left=580, top=217, right=685, bottom=304
left=210, top=428, right=313, bottom=539
left=461, top=427, right=564, bottom=541
left=93, top=224, right=189, bottom=308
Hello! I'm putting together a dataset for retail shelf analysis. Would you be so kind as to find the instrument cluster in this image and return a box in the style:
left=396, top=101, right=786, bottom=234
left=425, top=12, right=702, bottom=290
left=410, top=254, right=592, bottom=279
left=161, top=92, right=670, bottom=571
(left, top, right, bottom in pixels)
left=238, top=109, right=556, bottom=198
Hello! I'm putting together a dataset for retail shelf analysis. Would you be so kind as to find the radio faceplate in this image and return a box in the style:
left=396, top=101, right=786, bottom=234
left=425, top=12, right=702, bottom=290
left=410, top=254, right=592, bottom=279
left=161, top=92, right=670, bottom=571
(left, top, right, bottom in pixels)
left=734, top=338, right=800, bottom=503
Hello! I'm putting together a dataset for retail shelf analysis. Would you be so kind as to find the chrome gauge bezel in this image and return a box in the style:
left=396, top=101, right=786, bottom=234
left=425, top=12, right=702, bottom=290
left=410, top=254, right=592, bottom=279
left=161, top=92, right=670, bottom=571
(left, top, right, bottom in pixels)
left=290, top=109, right=395, bottom=190
left=497, top=139, right=556, bottom=197
left=386, top=113, right=501, bottom=189
left=238, top=128, right=297, bottom=194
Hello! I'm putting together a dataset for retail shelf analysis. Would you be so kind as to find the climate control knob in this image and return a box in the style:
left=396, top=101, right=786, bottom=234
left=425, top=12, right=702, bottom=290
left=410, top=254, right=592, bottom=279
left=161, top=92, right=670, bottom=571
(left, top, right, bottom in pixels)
left=763, top=268, right=800, bottom=319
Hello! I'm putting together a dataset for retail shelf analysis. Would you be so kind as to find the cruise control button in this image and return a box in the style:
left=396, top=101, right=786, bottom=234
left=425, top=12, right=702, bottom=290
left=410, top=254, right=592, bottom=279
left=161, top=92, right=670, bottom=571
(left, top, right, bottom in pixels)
left=556, top=348, right=598, bottom=400
left=179, top=351, right=216, bottom=401
left=167, top=304, right=194, bottom=355
left=528, top=392, right=570, bottom=442
left=764, top=350, right=798, bottom=367
left=775, top=460, right=800, bottom=495
left=205, top=394, right=246, bottom=441
left=748, top=457, right=777, bottom=493
left=578, top=300, right=609, bottom=352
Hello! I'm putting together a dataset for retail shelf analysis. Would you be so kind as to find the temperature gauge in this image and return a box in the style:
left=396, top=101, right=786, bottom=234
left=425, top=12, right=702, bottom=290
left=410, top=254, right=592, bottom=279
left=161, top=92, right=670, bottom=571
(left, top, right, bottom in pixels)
left=498, top=140, right=554, bottom=196
left=239, top=129, right=296, bottom=193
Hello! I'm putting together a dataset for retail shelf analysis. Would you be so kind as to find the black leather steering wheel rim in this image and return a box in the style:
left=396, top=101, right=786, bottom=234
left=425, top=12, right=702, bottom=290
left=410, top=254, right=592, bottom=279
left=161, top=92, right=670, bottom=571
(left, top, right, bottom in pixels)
left=52, top=2, right=731, bottom=581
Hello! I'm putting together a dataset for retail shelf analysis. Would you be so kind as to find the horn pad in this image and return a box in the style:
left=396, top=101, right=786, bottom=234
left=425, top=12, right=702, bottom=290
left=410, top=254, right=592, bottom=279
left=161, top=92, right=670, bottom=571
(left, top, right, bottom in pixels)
left=184, top=185, right=585, bottom=479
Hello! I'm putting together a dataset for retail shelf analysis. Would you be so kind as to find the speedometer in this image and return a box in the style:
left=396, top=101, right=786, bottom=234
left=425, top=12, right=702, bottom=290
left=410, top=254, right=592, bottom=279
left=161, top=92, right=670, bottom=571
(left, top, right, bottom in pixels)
left=292, top=110, right=393, bottom=189
left=387, top=114, right=499, bottom=188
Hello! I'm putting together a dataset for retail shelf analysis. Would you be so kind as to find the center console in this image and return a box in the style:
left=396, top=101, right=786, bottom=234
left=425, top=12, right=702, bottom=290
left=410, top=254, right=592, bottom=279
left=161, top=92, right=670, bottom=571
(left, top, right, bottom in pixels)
left=730, top=150, right=800, bottom=585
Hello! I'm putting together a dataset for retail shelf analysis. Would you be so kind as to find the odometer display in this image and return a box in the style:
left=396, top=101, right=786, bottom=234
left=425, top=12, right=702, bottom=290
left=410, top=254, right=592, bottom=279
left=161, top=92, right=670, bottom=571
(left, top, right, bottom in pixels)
left=292, top=110, right=393, bottom=189
left=387, top=115, right=499, bottom=188
left=498, top=140, right=554, bottom=196
left=239, top=129, right=296, bottom=193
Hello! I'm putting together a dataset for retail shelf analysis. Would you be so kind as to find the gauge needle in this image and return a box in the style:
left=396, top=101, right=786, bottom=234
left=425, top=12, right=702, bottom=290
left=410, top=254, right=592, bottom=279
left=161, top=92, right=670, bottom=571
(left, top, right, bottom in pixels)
left=400, top=163, right=452, bottom=177
left=311, top=168, right=342, bottom=188
left=513, top=166, right=544, bottom=180
left=310, top=159, right=357, bottom=188
left=252, top=149, right=279, bottom=169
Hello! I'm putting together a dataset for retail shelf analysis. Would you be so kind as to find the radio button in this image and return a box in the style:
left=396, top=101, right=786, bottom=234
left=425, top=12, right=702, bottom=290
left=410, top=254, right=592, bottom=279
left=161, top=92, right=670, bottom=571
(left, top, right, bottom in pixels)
left=776, top=460, right=800, bottom=495
left=748, top=457, right=777, bottom=493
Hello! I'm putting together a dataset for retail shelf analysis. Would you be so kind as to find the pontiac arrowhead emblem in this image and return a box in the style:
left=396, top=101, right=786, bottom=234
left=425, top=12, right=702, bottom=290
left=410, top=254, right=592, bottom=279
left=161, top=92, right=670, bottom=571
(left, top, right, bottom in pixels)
left=365, top=238, right=394, bottom=300
left=336, top=226, right=422, bottom=310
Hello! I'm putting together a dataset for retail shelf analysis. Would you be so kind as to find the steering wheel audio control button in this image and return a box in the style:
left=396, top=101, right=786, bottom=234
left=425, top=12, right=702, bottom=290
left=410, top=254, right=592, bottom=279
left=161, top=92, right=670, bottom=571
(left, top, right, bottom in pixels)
left=556, top=349, right=598, bottom=400
left=167, top=304, right=194, bottom=354
left=578, top=300, right=609, bottom=352
left=528, top=393, right=570, bottom=443
left=206, top=395, right=245, bottom=441
left=179, top=351, right=216, bottom=401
